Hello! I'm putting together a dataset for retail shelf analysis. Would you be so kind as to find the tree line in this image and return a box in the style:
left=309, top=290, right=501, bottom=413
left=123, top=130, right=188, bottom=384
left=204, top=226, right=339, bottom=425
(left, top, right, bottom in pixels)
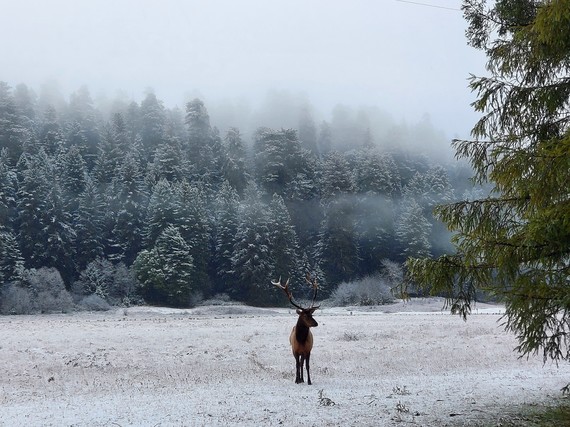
left=0, top=82, right=471, bottom=308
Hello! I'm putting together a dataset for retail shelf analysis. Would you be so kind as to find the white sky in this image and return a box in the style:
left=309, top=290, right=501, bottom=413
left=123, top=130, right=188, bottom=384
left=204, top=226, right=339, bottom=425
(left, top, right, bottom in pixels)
left=0, top=0, right=486, bottom=137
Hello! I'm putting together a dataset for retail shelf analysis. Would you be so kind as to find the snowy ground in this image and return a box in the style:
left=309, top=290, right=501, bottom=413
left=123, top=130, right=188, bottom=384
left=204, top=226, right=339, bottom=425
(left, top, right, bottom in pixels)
left=1, top=298, right=569, bottom=426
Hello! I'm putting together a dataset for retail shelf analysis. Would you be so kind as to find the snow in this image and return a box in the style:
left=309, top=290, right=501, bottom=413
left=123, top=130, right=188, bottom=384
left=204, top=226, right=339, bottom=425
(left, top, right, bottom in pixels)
left=1, top=299, right=569, bottom=426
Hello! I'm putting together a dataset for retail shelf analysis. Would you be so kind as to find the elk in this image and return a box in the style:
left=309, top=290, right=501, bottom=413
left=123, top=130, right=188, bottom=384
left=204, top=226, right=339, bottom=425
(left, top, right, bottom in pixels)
left=272, top=273, right=320, bottom=385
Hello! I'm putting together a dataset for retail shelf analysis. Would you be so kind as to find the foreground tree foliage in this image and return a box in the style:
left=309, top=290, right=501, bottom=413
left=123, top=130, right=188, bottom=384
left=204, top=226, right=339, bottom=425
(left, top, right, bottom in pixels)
left=407, top=0, right=570, bottom=363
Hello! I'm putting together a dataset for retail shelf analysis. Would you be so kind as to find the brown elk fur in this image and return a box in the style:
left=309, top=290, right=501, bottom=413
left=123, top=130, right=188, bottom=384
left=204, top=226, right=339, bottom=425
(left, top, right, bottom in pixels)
left=290, top=308, right=318, bottom=384
left=272, top=275, right=320, bottom=385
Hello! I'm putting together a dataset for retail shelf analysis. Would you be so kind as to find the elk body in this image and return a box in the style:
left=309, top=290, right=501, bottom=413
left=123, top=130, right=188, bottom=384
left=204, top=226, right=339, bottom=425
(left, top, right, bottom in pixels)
left=273, top=274, right=319, bottom=385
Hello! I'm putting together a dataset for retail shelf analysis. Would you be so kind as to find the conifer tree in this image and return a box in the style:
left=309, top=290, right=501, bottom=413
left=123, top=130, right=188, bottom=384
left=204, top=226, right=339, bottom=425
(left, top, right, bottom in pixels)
left=267, top=193, right=301, bottom=289
left=109, top=152, right=147, bottom=264
left=151, top=136, right=186, bottom=183
left=143, top=178, right=177, bottom=247
left=39, top=106, right=64, bottom=156
left=222, top=128, right=249, bottom=196
left=355, top=195, right=395, bottom=274
left=0, top=82, right=27, bottom=164
left=185, top=98, right=221, bottom=185
left=0, top=230, right=24, bottom=284
left=74, top=175, right=105, bottom=271
left=67, top=86, right=100, bottom=167
left=396, top=197, right=431, bottom=260
left=317, top=197, right=360, bottom=288
left=319, top=151, right=355, bottom=200
left=231, top=185, right=273, bottom=304
left=133, top=225, right=195, bottom=307
left=57, top=145, right=87, bottom=215
left=13, top=83, right=37, bottom=129
left=0, top=148, right=17, bottom=231
left=174, top=181, right=211, bottom=294
left=212, top=181, right=240, bottom=295
left=140, top=92, right=166, bottom=161
left=253, top=128, right=308, bottom=198
left=352, top=146, right=400, bottom=197
left=16, top=150, right=54, bottom=267
left=407, top=0, right=570, bottom=363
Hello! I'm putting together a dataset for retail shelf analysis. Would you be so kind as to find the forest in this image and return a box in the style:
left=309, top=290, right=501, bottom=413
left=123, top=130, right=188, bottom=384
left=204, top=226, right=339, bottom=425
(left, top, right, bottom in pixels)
left=0, top=81, right=476, bottom=309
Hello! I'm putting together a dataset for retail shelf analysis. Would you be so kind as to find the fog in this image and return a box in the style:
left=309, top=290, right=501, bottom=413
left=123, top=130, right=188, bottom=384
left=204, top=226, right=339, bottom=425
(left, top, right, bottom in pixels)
left=1, top=0, right=485, bottom=139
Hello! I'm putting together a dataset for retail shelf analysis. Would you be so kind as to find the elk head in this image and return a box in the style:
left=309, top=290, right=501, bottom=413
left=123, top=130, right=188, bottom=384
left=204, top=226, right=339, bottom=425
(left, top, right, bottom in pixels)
left=272, top=273, right=320, bottom=384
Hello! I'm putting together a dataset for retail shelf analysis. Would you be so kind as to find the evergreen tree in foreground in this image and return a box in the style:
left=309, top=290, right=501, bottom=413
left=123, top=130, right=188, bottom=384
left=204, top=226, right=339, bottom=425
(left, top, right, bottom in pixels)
left=407, top=0, right=570, bottom=364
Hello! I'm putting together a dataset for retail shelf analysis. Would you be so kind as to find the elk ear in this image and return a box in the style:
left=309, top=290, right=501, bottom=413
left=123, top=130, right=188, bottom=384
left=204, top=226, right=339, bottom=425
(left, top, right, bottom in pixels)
left=296, top=309, right=303, bottom=315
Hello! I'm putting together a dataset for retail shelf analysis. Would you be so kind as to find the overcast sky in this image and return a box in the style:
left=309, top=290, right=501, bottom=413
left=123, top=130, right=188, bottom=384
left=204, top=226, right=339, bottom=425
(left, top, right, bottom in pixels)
left=1, top=0, right=486, bottom=137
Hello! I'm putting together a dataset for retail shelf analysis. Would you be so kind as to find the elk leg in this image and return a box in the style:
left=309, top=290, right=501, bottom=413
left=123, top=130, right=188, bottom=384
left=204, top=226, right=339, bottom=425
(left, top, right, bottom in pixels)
left=306, top=353, right=312, bottom=385
left=299, top=355, right=305, bottom=383
left=295, top=354, right=303, bottom=383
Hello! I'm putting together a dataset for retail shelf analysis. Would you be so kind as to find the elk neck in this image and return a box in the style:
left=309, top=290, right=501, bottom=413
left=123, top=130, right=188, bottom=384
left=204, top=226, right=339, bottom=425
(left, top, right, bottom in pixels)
left=295, top=316, right=311, bottom=343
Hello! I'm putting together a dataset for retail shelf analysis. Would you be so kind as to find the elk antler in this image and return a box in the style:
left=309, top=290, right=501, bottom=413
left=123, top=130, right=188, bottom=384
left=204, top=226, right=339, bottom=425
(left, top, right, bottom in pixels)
left=305, top=272, right=320, bottom=309
left=272, top=277, right=304, bottom=310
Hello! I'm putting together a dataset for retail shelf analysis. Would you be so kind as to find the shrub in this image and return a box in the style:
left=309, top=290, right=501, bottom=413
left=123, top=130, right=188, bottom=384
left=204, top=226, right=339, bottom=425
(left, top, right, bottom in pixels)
left=73, top=258, right=141, bottom=306
left=21, top=267, right=75, bottom=313
left=36, top=287, right=74, bottom=313
left=79, top=294, right=111, bottom=311
left=200, top=293, right=241, bottom=306
left=0, top=283, right=34, bottom=314
left=72, top=258, right=114, bottom=299
left=4, top=267, right=75, bottom=314
left=329, top=274, right=395, bottom=306
left=109, top=263, right=140, bottom=305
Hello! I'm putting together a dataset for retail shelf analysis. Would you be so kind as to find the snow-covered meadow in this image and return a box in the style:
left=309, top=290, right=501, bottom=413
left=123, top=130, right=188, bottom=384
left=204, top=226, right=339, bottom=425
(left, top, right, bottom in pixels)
left=2, top=299, right=569, bottom=426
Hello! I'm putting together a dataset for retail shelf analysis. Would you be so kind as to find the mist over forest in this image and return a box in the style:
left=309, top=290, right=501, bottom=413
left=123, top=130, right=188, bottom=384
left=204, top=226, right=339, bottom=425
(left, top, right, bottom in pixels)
left=0, top=81, right=480, bottom=310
